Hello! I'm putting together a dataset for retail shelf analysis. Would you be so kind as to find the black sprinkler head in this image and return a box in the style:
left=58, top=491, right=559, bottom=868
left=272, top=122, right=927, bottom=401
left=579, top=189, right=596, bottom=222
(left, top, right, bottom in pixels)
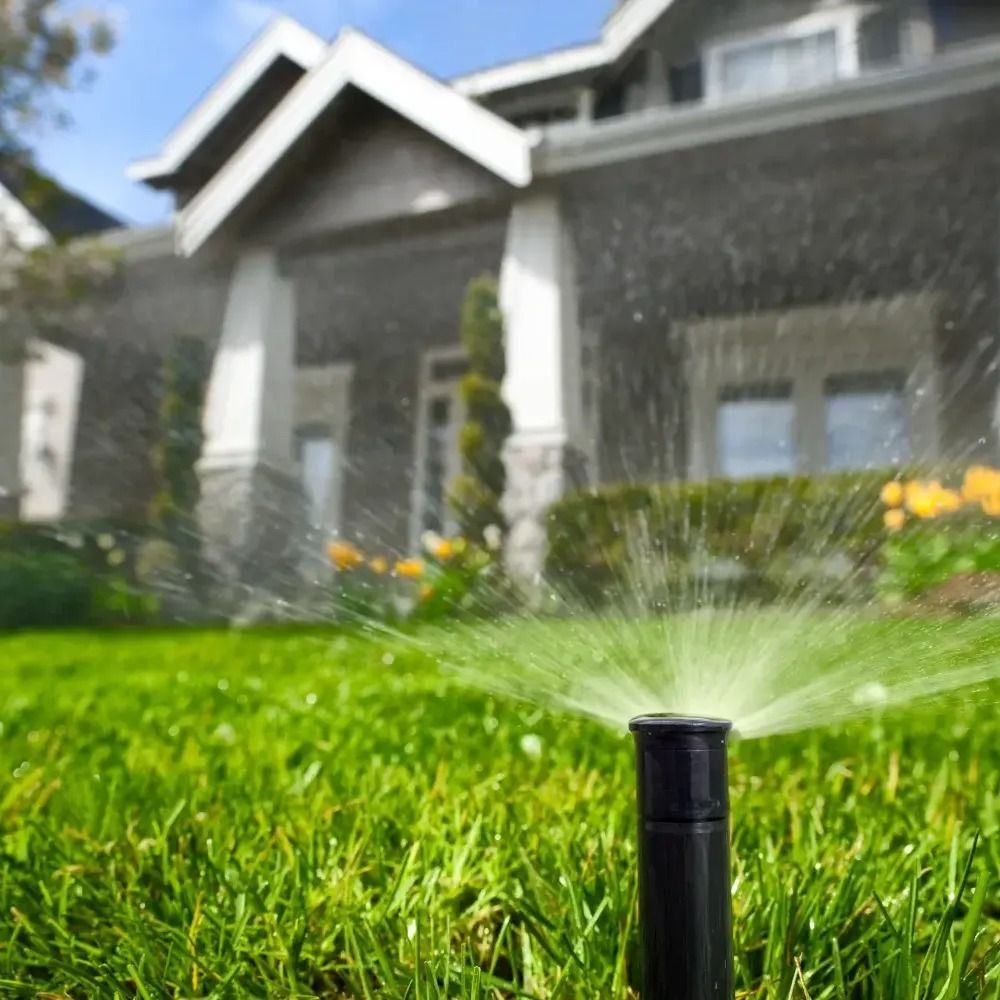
left=630, top=715, right=734, bottom=1000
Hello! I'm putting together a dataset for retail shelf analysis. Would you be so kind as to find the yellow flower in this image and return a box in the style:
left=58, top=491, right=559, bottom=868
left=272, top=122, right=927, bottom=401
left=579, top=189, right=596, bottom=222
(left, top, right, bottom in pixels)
left=883, top=509, right=906, bottom=532
left=904, top=480, right=962, bottom=520
left=935, top=488, right=963, bottom=515
left=982, top=495, right=1000, bottom=517
left=880, top=481, right=904, bottom=508
left=419, top=583, right=435, bottom=602
left=394, top=558, right=425, bottom=580
left=328, top=541, right=364, bottom=571
left=369, top=556, right=388, bottom=575
left=962, top=465, right=1000, bottom=504
left=433, top=538, right=455, bottom=561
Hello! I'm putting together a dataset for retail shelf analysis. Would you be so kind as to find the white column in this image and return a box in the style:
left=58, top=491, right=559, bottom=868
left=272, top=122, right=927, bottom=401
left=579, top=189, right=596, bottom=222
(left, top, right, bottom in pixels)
left=0, top=363, right=24, bottom=517
left=197, top=246, right=304, bottom=602
left=499, top=192, right=584, bottom=582
left=200, top=247, right=295, bottom=474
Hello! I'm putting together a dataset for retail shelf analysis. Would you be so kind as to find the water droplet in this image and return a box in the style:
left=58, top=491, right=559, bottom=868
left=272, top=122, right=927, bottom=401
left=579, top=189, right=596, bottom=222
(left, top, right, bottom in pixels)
left=381, top=653, right=395, bottom=666
left=217, top=679, right=229, bottom=692
left=305, top=692, right=318, bottom=706
left=520, top=734, right=543, bottom=758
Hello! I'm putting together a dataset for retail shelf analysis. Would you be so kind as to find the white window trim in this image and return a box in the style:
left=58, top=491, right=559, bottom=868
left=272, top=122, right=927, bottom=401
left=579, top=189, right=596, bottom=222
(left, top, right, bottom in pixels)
left=410, top=346, right=467, bottom=551
left=682, top=295, right=941, bottom=480
left=294, top=363, right=354, bottom=538
left=703, top=7, right=867, bottom=104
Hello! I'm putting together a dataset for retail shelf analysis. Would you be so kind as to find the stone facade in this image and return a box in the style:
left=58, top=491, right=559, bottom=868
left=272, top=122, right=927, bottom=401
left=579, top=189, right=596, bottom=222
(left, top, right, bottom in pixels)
left=564, top=85, right=1000, bottom=484
left=503, top=439, right=589, bottom=583
left=24, top=86, right=1000, bottom=583
left=197, top=463, right=307, bottom=605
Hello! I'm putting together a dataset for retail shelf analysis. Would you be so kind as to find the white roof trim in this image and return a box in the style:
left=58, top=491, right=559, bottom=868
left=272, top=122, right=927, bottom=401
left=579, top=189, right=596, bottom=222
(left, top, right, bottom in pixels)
left=536, top=38, right=1000, bottom=175
left=453, top=0, right=678, bottom=98
left=128, top=17, right=328, bottom=184
left=0, top=181, right=51, bottom=252
left=177, top=29, right=533, bottom=257
left=453, top=43, right=609, bottom=98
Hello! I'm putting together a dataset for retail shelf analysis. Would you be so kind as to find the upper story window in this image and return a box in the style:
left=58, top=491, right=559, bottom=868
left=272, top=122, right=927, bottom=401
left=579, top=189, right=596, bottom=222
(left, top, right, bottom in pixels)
left=705, top=10, right=861, bottom=102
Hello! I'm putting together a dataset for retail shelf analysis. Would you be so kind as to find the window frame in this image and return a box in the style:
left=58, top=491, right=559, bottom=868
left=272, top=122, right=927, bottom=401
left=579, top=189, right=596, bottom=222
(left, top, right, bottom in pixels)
left=823, top=369, right=911, bottom=471
left=410, top=346, right=468, bottom=550
left=703, top=8, right=863, bottom=104
left=293, top=363, right=354, bottom=539
left=716, top=380, right=798, bottom=480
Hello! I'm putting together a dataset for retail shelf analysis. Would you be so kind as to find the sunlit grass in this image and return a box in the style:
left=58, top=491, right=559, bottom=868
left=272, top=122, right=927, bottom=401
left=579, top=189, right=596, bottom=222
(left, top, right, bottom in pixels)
left=0, top=627, right=997, bottom=997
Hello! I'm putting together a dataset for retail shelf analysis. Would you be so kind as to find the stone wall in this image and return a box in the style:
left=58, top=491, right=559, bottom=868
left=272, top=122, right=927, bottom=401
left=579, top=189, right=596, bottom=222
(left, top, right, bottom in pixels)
left=563, top=85, right=1000, bottom=485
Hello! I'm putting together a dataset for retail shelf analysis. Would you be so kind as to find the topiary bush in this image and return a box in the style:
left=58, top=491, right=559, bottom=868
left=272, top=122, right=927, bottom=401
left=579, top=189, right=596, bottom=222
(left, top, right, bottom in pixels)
left=149, top=335, right=208, bottom=586
left=450, top=275, right=512, bottom=547
left=545, top=471, right=894, bottom=606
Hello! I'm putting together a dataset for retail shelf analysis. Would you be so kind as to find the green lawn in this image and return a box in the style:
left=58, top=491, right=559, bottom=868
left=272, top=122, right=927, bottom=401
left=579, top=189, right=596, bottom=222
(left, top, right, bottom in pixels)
left=0, top=626, right=997, bottom=998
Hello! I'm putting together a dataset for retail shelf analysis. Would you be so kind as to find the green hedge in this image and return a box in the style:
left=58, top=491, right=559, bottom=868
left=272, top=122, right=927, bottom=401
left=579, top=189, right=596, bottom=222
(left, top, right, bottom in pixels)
left=545, top=472, right=893, bottom=605
left=0, top=520, right=158, bottom=629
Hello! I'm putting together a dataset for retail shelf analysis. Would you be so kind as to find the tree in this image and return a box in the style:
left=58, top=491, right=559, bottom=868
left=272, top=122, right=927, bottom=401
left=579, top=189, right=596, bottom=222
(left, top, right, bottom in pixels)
left=1, top=0, right=115, bottom=362
left=450, top=275, right=513, bottom=544
left=0, top=0, right=114, bottom=154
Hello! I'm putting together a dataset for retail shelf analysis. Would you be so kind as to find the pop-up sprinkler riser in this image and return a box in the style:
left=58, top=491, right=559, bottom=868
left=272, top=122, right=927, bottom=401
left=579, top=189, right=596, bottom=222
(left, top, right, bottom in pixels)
left=630, top=715, right=734, bottom=1000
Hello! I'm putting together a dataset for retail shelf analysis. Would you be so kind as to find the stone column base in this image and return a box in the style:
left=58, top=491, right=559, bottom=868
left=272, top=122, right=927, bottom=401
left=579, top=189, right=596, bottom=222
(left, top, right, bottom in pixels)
left=197, top=462, right=308, bottom=616
left=502, top=436, right=589, bottom=584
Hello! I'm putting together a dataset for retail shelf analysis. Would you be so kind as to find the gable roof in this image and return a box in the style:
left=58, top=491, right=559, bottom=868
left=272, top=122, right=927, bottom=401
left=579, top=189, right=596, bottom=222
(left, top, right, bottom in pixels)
left=128, top=17, right=328, bottom=185
left=453, top=0, right=679, bottom=98
left=176, top=29, right=533, bottom=257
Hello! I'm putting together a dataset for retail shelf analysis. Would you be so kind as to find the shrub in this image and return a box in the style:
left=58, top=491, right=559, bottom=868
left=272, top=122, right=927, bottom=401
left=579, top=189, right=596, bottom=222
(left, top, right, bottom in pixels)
left=450, top=276, right=512, bottom=547
left=878, top=467, right=1000, bottom=603
left=0, top=520, right=158, bottom=628
left=0, top=551, right=95, bottom=629
left=545, top=472, right=893, bottom=605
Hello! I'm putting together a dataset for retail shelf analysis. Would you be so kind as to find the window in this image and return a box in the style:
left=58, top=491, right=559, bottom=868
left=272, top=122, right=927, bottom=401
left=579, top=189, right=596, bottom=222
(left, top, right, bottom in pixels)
left=421, top=396, right=454, bottom=535
left=413, top=350, right=467, bottom=544
left=705, top=12, right=861, bottom=102
left=825, top=372, right=910, bottom=470
left=717, top=382, right=796, bottom=479
left=718, top=29, right=838, bottom=98
left=296, top=426, right=339, bottom=530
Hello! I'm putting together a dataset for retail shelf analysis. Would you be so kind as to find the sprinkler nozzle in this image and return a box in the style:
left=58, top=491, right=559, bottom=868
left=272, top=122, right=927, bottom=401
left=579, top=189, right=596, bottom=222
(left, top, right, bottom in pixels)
left=630, top=715, right=734, bottom=999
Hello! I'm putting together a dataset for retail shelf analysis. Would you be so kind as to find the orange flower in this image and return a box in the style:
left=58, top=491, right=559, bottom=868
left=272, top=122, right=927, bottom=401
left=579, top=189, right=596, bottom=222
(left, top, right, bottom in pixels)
left=884, top=509, right=906, bottom=532
left=369, top=556, right=388, bottom=575
left=962, top=465, right=1000, bottom=504
left=328, top=540, right=364, bottom=571
left=433, top=538, right=456, bottom=561
left=880, top=481, right=904, bottom=508
left=394, top=558, right=425, bottom=580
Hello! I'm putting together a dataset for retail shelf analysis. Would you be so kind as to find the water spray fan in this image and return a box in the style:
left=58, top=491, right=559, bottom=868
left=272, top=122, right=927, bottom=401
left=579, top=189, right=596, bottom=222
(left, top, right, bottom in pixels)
left=630, top=715, right=734, bottom=999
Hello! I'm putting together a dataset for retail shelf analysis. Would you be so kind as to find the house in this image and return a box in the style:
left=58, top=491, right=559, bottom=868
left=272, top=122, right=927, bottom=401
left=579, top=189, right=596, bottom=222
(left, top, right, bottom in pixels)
left=3, top=0, right=1000, bottom=593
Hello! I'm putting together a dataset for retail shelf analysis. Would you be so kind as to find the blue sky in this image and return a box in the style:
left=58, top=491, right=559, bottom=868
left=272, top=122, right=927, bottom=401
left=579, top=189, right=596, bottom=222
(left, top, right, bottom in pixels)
left=32, top=0, right=611, bottom=226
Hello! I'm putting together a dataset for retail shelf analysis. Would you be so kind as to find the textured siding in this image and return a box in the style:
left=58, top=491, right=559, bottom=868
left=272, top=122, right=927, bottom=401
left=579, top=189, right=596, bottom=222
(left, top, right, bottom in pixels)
left=252, top=101, right=508, bottom=248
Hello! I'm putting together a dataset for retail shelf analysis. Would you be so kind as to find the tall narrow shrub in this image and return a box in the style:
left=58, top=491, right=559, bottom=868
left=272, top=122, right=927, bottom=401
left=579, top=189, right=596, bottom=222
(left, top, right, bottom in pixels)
left=150, top=336, right=208, bottom=577
left=451, top=275, right=512, bottom=543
